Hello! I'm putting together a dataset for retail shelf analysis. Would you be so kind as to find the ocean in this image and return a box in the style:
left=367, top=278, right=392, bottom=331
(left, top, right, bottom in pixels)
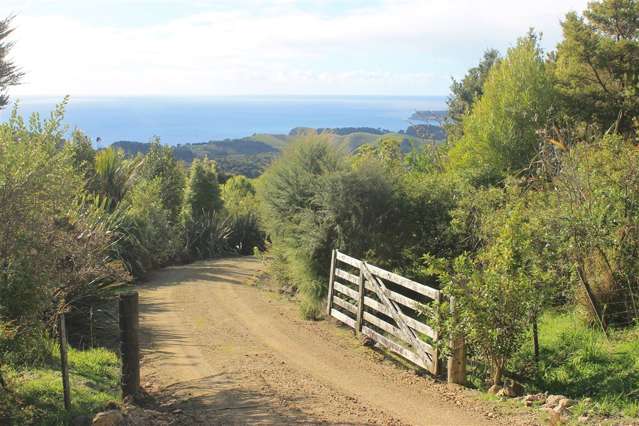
left=2, top=96, right=447, bottom=146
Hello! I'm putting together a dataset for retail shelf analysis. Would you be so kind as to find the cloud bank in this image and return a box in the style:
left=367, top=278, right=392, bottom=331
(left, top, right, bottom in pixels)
left=4, top=0, right=589, bottom=96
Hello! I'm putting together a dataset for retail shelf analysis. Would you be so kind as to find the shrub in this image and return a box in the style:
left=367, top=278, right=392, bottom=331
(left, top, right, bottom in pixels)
left=428, top=184, right=561, bottom=385
left=181, top=157, right=223, bottom=222
left=258, top=136, right=345, bottom=318
left=93, top=147, right=141, bottom=207
left=222, top=175, right=265, bottom=254
left=181, top=212, right=232, bottom=260
left=553, top=135, right=639, bottom=326
left=0, top=105, right=130, bottom=390
left=118, top=178, right=175, bottom=277
left=139, top=138, right=185, bottom=223
left=0, top=103, right=82, bottom=324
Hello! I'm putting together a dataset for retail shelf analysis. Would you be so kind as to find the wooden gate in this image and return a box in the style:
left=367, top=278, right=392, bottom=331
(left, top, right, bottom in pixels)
left=326, top=250, right=441, bottom=375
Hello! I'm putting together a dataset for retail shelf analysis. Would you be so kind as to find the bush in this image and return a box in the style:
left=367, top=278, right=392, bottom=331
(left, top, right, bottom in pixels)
left=0, top=104, right=82, bottom=324
left=93, top=147, right=140, bottom=207
left=552, top=135, right=639, bottom=326
left=259, top=137, right=464, bottom=318
left=181, top=212, right=232, bottom=260
left=181, top=157, right=223, bottom=222
left=139, top=138, right=185, bottom=223
left=0, top=105, right=130, bottom=394
left=258, top=136, right=345, bottom=318
left=222, top=176, right=266, bottom=254
left=119, top=178, right=175, bottom=277
left=428, top=184, right=560, bottom=385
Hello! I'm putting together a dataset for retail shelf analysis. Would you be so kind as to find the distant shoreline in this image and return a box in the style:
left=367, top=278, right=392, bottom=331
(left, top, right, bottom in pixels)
left=4, top=96, right=448, bottom=145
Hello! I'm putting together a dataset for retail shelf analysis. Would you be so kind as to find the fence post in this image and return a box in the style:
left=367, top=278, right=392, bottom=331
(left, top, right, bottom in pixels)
left=355, top=268, right=365, bottom=333
left=447, top=296, right=466, bottom=385
left=58, top=313, right=71, bottom=411
left=119, top=291, right=140, bottom=399
left=326, top=249, right=337, bottom=316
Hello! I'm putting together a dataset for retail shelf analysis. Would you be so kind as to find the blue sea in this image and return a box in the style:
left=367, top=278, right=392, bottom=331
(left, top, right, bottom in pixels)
left=2, top=96, right=447, bottom=147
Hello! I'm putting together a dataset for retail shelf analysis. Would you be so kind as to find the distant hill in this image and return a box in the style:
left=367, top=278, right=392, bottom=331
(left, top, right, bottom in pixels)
left=112, top=126, right=445, bottom=178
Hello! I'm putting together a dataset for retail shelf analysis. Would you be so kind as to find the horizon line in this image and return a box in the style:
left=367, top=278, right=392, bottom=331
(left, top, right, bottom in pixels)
left=10, top=93, right=450, bottom=99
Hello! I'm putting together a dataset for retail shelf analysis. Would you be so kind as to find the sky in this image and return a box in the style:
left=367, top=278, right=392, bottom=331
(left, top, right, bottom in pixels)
left=2, top=0, right=590, bottom=97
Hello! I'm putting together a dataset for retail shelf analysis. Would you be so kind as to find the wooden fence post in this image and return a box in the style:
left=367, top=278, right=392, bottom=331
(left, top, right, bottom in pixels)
left=355, top=268, right=365, bottom=333
left=447, top=296, right=466, bottom=385
left=119, top=291, right=140, bottom=399
left=58, top=313, right=71, bottom=411
left=326, top=249, right=337, bottom=316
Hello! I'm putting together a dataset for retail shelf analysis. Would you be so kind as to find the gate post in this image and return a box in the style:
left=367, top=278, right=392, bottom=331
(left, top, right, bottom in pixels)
left=447, top=296, right=466, bottom=384
left=119, top=291, right=140, bottom=398
left=58, top=313, right=71, bottom=411
left=326, top=249, right=337, bottom=316
left=355, top=268, right=365, bottom=333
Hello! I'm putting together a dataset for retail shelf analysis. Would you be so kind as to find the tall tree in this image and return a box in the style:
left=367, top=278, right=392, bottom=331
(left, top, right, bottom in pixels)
left=554, top=0, right=639, bottom=136
left=446, top=49, right=500, bottom=139
left=0, top=16, right=23, bottom=109
left=447, top=34, right=554, bottom=186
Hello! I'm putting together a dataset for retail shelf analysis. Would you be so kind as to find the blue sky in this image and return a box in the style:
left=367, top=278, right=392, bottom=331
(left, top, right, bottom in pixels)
left=2, top=0, right=589, bottom=96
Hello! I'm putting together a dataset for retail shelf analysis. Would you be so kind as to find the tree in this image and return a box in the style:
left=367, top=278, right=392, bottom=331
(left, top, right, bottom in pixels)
left=139, top=138, right=185, bottom=223
left=66, top=130, right=96, bottom=186
left=221, top=175, right=256, bottom=215
left=0, top=16, right=23, bottom=109
left=221, top=176, right=265, bottom=255
left=447, top=34, right=554, bottom=186
left=554, top=0, right=639, bottom=136
left=180, top=157, right=227, bottom=259
left=446, top=49, right=500, bottom=139
left=181, top=157, right=222, bottom=222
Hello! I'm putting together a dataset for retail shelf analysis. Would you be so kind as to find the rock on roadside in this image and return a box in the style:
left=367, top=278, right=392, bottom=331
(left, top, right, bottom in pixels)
left=92, top=403, right=175, bottom=426
left=92, top=410, right=124, bottom=426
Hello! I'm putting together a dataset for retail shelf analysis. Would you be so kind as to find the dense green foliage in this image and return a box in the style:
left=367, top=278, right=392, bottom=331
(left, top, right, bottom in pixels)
left=0, top=103, right=265, bottom=418
left=554, top=0, right=639, bottom=136
left=446, top=49, right=500, bottom=138
left=3, top=0, right=639, bottom=421
left=514, top=311, right=639, bottom=417
left=112, top=126, right=443, bottom=178
left=447, top=35, right=554, bottom=185
left=258, top=137, right=460, bottom=318
left=257, top=2, right=639, bottom=419
left=0, top=344, right=119, bottom=424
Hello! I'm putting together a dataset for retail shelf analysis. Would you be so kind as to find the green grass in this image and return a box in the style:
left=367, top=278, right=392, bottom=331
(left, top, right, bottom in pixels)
left=511, top=310, right=639, bottom=419
left=1, top=345, right=120, bottom=425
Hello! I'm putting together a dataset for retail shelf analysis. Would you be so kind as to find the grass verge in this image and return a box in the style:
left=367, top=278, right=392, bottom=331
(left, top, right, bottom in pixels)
left=0, top=345, right=120, bottom=425
left=512, top=310, right=639, bottom=420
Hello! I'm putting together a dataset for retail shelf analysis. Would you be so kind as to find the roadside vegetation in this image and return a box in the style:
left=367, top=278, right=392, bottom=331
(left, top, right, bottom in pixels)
left=0, top=16, right=266, bottom=421
left=2, top=0, right=639, bottom=423
left=0, top=105, right=266, bottom=422
left=257, top=1, right=639, bottom=421
left=0, top=345, right=118, bottom=425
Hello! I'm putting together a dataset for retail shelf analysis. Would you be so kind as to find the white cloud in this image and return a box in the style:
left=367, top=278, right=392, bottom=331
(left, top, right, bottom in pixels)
left=5, top=0, right=589, bottom=96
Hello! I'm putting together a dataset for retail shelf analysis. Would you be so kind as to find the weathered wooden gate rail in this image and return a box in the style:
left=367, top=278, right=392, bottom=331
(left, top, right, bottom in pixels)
left=326, top=249, right=465, bottom=383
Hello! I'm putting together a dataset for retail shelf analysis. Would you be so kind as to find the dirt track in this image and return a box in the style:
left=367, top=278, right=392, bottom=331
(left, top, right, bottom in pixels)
left=139, top=257, right=535, bottom=425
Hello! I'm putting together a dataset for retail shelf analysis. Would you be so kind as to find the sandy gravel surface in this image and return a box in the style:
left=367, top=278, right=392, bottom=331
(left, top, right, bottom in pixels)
left=138, top=257, right=537, bottom=425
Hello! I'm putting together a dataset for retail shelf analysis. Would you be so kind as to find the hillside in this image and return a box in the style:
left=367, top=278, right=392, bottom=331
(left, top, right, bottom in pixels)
left=112, top=126, right=444, bottom=177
